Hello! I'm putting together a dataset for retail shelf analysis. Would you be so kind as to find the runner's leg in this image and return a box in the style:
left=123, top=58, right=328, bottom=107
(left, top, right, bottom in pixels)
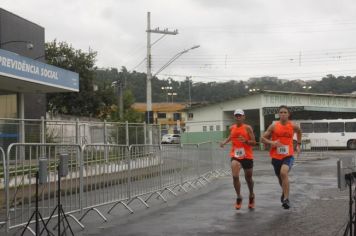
left=231, top=160, right=241, bottom=197
left=280, top=164, right=290, bottom=200
left=244, top=168, right=254, bottom=197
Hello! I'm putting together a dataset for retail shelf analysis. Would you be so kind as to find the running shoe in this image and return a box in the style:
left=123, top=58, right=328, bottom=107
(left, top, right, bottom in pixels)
left=235, top=197, right=242, bottom=210
left=248, top=195, right=255, bottom=209
left=282, top=198, right=290, bottom=209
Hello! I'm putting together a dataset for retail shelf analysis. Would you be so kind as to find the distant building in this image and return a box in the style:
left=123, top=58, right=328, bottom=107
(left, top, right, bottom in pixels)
left=184, top=90, right=356, bottom=145
left=132, top=103, right=188, bottom=134
left=0, top=8, right=46, bottom=119
left=0, top=8, right=79, bottom=148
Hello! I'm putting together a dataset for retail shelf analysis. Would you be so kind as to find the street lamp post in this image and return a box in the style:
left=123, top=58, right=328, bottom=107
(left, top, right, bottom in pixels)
left=112, top=81, right=124, bottom=120
left=249, top=88, right=260, bottom=92
left=0, top=40, right=34, bottom=50
left=186, top=76, right=192, bottom=108
left=146, top=43, right=200, bottom=143
left=146, top=12, right=178, bottom=133
left=152, top=45, right=200, bottom=77
left=161, top=86, right=172, bottom=102
left=167, top=92, right=178, bottom=103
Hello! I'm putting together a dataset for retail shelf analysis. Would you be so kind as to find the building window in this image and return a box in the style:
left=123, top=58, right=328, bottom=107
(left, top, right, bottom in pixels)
left=216, top=125, right=221, bottom=131
left=209, top=125, right=214, bottom=131
left=173, top=113, right=181, bottom=121
left=0, top=94, right=17, bottom=118
left=188, top=113, right=193, bottom=118
left=203, top=126, right=207, bottom=132
left=157, top=112, right=166, bottom=118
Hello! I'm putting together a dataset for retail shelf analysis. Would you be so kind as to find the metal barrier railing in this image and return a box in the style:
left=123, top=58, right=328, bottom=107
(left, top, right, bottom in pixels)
left=160, top=144, right=185, bottom=193
left=5, top=143, right=83, bottom=233
left=127, top=144, right=163, bottom=207
left=0, top=147, right=6, bottom=231
left=1, top=141, right=229, bottom=233
left=0, top=118, right=161, bottom=151
left=299, top=139, right=329, bottom=159
left=212, top=142, right=231, bottom=177
left=80, top=144, right=131, bottom=221
left=197, top=142, right=213, bottom=183
left=181, top=143, right=200, bottom=189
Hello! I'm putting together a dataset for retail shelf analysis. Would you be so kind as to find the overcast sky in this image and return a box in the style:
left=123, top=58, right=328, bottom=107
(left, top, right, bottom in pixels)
left=2, top=0, right=356, bottom=82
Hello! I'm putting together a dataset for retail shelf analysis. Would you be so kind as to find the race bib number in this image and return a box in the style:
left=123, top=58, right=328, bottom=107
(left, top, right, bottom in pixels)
left=277, top=145, right=289, bottom=155
left=234, top=148, right=245, bottom=158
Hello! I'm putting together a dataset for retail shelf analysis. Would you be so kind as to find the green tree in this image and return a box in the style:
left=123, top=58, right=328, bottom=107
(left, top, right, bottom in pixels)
left=94, top=67, right=143, bottom=122
left=45, top=40, right=99, bottom=116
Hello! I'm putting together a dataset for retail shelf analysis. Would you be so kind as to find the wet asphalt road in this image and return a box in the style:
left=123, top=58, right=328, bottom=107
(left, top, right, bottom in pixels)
left=69, top=150, right=351, bottom=236
left=16, top=150, right=351, bottom=236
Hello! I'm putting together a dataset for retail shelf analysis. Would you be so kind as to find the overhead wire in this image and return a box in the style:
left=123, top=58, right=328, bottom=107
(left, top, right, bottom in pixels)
left=128, top=19, right=356, bottom=80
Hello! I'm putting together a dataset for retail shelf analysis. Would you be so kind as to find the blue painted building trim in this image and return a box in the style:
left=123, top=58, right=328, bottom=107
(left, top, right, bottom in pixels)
left=0, top=48, right=79, bottom=91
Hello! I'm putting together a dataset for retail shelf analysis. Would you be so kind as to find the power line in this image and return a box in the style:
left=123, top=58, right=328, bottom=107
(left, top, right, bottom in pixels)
left=161, top=69, right=356, bottom=79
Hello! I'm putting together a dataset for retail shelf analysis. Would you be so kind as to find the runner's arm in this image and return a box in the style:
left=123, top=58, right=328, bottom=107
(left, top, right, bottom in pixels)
left=293, top=122, right=302, bottom=156
left=220, top=135, right=231, bottom=148
left=261, top=124, right=276, bottom=146
left=245, top=125, right=257, bottom=146
left=293, top=122, right=302, bottom=145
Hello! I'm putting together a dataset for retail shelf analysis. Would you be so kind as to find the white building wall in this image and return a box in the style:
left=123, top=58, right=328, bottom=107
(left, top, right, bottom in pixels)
left=184, top=91, right=356, bottom=145
left=187, top=94, right=262, bottom=132
left=261, top=93, right=356, bottom=109
left=186, top=103, right=224, bottom=132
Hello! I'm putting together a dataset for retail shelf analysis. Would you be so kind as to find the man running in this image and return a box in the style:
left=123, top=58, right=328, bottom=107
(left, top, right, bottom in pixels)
left=261, top=105, right=302, bottom=209
left=220, top=109, right=256, bottom=210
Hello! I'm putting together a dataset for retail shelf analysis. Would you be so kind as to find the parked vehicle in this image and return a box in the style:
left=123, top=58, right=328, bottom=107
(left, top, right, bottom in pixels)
left=161, top=134, right=181, bottom=144
left=294, top=119, right=356, bottom=149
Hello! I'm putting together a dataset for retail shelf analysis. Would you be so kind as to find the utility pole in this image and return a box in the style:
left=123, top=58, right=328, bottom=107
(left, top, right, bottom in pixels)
left=186, top=76, right=192, bottom=108
left=118, top=81, right=124, bottom=120
left=111, top=68, right=125, bottom=121
left=146, top=12, right=178, bottom=143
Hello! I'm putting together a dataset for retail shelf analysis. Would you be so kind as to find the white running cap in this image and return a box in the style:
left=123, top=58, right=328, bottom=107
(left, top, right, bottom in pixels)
left=233, top=109, right=245, bottom=116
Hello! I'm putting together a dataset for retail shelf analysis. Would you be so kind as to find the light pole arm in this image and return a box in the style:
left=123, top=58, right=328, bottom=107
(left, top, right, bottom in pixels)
left=153, top=45, right=200, bottom=77
left=0, top=40, right=34, bottom=49
left=153, top=51, right=185, bottom=77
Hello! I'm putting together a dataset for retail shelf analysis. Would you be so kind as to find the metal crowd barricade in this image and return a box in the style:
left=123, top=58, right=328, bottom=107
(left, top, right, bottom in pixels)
left=159, top=144, right=185, bottom=194
left=45, top=120, right=79, bottom=144
left=212, top=142, right=231, bottom=177
left=80, top=144, right=132, bottom=221
left=5, top=143, right=83, bottom=232
left=1, top=140, right=232, bottom=233
left=180, top=143, right=200, bottom=189
left=196, top=142, right=213, bottom=183
left=299, top=138, right=329, bottom=160
left=0, top=147, right=6, bottom=231
left=126, top=144, right=164, bottom=207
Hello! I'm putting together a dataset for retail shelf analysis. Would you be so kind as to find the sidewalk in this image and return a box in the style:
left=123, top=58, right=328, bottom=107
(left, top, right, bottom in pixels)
left=75, top=151, right=349, bottom=236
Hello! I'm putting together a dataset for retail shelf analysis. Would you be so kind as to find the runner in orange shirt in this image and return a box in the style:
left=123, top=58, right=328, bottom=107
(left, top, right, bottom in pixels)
left=220, top=109, right=257, bottom=210
left=261, top=105, right=302, bottom=209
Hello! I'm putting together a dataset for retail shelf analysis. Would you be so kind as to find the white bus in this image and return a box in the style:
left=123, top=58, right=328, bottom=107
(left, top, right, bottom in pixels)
left=294, top=119, right=356, bottom=149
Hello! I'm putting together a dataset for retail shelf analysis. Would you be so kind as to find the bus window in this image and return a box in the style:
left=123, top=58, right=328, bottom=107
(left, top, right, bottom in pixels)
left=329, top=122, right=344, bottom=133
left=300, top=123, right=313, bottom=133
left=345, top=122, right=356, bottom=132
left=313, top=123, right=328, bottom=133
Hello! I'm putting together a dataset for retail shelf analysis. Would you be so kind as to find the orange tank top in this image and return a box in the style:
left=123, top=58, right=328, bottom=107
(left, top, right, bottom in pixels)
left=229, top=124, right=253, bottom=159
left=270, top=121, right=294, bottom=160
